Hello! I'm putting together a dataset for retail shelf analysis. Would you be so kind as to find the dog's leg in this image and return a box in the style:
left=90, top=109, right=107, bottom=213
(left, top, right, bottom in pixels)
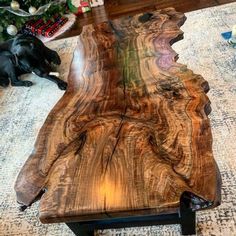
left=11, top=78, right=33, bottom=87
left=9, top=70, right=33, bottom=87
left=43, top=75, right=67, bottom=90
left=33, top=68, right=67, bottom=90
left=0, top=77, right=10, bottom=87
left=44, top=47, right=61, bottom=65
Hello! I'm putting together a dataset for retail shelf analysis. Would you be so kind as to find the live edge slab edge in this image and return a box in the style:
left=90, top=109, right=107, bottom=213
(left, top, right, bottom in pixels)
left=15, top=8, right=221, bottom=226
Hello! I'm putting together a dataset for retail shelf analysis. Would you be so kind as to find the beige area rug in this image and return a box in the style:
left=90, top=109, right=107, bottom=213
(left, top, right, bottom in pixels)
left=0, top=2, right=236, bottom=236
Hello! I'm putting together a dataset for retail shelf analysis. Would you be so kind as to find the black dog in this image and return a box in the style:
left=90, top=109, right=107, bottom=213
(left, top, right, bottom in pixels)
left=0, top=34, right=67, bottom=90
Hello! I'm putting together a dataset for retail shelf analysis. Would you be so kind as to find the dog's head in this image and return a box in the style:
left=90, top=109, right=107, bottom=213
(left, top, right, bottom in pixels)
left=10, top=34, right=51, bottom=72
left=11, top=34, right=42, bottom=55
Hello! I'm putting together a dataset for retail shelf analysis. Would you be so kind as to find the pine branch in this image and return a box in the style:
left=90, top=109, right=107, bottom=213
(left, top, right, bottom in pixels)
left=0, top=0, right=67, bottom=42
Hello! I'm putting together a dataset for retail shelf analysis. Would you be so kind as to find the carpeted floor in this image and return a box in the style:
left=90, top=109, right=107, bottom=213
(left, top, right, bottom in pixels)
left=0, top=2, right=236, bottom=236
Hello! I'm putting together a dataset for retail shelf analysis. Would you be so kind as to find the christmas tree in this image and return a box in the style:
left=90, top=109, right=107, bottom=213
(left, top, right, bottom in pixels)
left=0, top=0, right=68, bottom=42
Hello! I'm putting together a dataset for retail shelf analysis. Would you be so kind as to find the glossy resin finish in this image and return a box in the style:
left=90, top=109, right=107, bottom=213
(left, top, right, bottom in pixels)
left=15, top=8, right=221, bottom=223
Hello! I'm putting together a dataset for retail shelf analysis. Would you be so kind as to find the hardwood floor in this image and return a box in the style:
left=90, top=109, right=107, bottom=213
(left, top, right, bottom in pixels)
left=58, top=0, right=235, bottom=40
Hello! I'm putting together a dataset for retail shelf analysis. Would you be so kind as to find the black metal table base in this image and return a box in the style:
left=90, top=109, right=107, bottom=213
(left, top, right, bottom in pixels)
left=66, top=195, right=196, bottom=236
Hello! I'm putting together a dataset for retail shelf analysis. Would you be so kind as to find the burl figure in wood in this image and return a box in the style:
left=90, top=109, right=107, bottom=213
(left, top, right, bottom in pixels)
left=15, top=8, right=221, bottom=234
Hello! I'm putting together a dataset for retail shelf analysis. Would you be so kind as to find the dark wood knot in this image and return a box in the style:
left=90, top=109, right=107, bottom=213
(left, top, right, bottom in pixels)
left=138, top=13, right=154, bottom=23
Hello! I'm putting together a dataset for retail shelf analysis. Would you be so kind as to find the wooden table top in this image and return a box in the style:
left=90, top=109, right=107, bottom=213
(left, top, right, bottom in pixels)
left=59, top=0, right=234, bottom=40
left=15, top=8, right=221, bottom=224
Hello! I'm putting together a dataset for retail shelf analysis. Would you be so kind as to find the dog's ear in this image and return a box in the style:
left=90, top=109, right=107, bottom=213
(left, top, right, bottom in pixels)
left=9, top=54, right=18, bottom=66
left=17, top=41, right=34, bottom=48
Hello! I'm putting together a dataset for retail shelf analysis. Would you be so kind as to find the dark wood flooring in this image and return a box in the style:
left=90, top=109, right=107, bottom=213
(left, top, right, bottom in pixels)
left=58, top=0, right=235, bottom=39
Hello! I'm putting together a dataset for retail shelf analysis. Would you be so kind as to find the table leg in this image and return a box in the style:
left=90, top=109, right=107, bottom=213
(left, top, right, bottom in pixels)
left=180, top=192, right=196, bottom=235
left=65, top=196, right=197, bottom=236
left=66, top=222, right=94, bottom=236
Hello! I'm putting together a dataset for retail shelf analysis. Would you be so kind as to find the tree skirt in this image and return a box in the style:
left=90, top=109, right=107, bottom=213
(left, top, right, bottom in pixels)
left=0, top=2, right=236, bottom=236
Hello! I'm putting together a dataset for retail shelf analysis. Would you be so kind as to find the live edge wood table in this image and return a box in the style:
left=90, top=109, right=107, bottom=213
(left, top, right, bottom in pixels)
left=15, top=8, right=221, bottom=236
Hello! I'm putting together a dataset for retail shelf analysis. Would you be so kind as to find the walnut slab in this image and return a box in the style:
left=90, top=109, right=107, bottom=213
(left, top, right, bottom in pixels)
left=15, top=8, right=221, bottom=223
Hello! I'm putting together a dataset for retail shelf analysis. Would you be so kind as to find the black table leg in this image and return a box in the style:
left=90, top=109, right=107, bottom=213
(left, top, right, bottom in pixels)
left=65, top=213, right=194, bottom=236
left=180, top=192, right=196, bottom=235
left=66, top=192, right=198, bottom=236
left=66, top=222, right=94, bottom=236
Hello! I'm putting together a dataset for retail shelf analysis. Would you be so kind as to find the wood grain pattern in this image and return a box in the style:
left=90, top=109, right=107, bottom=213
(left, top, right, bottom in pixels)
left=15, top=8, right=221, bottom=224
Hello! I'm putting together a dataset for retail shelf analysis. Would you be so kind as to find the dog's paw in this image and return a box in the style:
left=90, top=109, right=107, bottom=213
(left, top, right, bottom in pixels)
left=0, top=78, right=10, bottom=88
left=52, top=52, right=61, bottom=65
left=12, top=80, right=33, bottom=87
left=57, top=81, right=67, bottom=90
left=23, top=81, right=33, bottom=87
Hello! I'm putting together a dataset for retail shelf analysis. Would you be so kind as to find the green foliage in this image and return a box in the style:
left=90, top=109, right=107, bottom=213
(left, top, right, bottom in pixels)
left=0, top=0, right=68, bottom=42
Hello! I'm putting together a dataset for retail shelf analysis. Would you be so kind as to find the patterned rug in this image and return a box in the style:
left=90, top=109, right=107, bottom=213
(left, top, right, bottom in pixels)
left=0, top=3, right=236, bottom=236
